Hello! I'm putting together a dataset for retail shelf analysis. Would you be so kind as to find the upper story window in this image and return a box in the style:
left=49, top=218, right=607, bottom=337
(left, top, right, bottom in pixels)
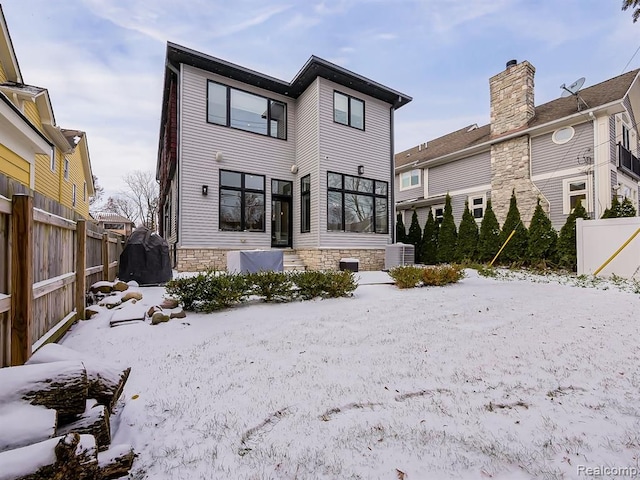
left=63, top=159, right=70, bottom=180
left=334, top=91, right=364, bottom=130
left=552, top=126, right=574, bottom=145
left=219, top=170, right=265, bottom=232
left=104, top=223, right=125, bottom=230
left=83, top=182, right=87, bottom=201
left=432, top=205, right=444, bottom=224
left=50, top=149, right=56, bottom=172
left=400, top=169, right=421, bottom=190
left=72, top=184, right=77, bottom=206
left=207, top=81, right=287, bottom=140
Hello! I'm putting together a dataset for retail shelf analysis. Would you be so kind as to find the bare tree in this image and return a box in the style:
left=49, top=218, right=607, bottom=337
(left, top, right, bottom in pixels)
left=102, top=196, right=138, bottom=223
left=622, top=0, right=640, bottom=22
left=89, top=175, right=104, bottom=207
left=119, top=170, right=159, bottom=230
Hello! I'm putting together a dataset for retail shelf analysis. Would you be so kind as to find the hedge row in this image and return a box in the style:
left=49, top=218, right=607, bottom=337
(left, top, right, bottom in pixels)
left=165, top=270, right=357, bottom=312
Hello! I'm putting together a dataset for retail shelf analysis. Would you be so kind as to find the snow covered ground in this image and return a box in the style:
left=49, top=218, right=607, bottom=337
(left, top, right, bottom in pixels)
left=60, top=269, right=640, bottom=479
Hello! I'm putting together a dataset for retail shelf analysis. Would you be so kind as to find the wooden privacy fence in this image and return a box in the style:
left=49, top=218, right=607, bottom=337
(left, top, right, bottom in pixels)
left=0, top=194, right=125, bottom=367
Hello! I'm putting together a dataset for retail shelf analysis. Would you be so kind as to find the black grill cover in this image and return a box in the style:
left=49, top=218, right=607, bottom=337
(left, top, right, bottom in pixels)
left=118, top=227, right=172, bottom=285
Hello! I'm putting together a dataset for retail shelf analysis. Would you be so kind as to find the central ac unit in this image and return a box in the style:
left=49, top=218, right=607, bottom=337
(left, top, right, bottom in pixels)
left=384, top=243, right=415, bottom=270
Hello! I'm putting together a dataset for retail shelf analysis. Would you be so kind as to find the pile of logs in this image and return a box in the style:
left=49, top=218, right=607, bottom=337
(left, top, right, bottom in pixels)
left=0, top=343, right=135, bottom=479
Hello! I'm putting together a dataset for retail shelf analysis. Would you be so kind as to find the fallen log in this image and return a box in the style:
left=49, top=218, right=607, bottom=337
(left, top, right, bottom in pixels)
left=27, top=343, right=131, bottom=413
left=0, top=361, right=87, bottom=422
left=57, top=401, right=110, bottom=451
left=0, top=433, right=97, bottom=480
left=97, top=444, right=136, bottom=480
left=0, top=403, right=57, bottom=453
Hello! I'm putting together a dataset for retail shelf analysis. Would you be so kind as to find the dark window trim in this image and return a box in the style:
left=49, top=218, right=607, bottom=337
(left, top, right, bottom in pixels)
left=333, top=90, right=365, bottom=131
left=301, top=174, right=311, bottom=233
left=271, top=178, right=293, bottom=197
left=326, top=171, right=388, bottom=234
left=206, top=80, right=287, bottom=140
left=219, top=169, right=266, bottom=232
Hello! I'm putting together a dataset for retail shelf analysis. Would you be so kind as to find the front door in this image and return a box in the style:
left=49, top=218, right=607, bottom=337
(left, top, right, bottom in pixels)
left=271, top=180, right=292, bottom=248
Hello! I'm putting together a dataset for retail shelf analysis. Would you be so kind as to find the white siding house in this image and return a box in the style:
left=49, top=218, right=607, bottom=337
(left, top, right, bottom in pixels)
left=157, top=43, right=411, bottom=271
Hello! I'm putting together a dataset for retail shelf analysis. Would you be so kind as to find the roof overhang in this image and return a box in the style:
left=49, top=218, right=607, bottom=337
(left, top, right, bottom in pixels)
left=0, top=91, right=51, bottom=156
left=396, top=195, right=446, bottom=210
left=0, top=6, right=22, bottom=83
left=63, top=129, right=95, bottom=196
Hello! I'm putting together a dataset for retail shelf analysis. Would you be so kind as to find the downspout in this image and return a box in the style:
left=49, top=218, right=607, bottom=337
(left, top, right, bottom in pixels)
left=175, top=67, right=181, bottom=267
left=390, top=106, right=395, bottom=243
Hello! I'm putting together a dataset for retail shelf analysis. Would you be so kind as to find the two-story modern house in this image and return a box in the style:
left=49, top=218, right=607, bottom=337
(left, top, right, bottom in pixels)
left=0, top=5, right=95, bottom=219
left=395, top=60, right=640, bottom=231
left=157, top=42, right=411, bottom=271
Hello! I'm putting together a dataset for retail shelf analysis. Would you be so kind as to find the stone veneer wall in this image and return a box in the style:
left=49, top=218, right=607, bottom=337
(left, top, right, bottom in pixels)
left=176, top=247, right=230, bottom=272
left=489, top=61, right=535, bottom=137
left=176, top=247, right=385, bottom=272
left=296, top=248, right=385, bottom=271
left=490, top=136, right=540, bottom=226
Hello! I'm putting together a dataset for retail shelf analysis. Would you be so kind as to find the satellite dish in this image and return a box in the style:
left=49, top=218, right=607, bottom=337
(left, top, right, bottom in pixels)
left=560, top=77, right=585, bottom=97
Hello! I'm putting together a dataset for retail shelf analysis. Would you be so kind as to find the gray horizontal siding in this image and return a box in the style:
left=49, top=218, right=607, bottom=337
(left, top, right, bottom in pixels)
left=428, top=152, right=491, bottom=196
left=179, top=64, right=297, bottom=248
left=533, top=173, right=595, bottom=230
left=610, top=116, right=616, bottom=165
left=293, top=79, right=319, bottom=249
left=531, top=121, right=593, bottom=177
left=318, top=78, right=393, bottom=248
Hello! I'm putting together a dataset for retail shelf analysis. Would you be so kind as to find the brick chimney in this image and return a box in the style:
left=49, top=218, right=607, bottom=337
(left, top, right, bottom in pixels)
left=490, top=60, right=535, bottom=137
left=489, top=60, right=540, bottom=226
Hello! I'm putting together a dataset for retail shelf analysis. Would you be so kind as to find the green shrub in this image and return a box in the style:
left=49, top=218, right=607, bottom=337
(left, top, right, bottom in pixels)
left=420, top=209, right=438, bottom=265
left=527, top=199, right=557, bottom=267
left=437, top=193, right=457, bottom=263
left=557, top=200, right=589, bottom=271
left=422, top=264, right=465, bottom=286
left=165, top=271, right=213, bottom=310
left=407, top=210, right=423, bottom=263
left=291, top=271, right=329, bottom=300
left=477, top=199, right=501, bottom=262
left=248, top=271, right=294, bottom=302
left=498, top=191, right=528, bottom=264
left=388, top=265, right=424, bottom=288
left=322, top=270, right=358, bottom=298
left=198, top=272, right=250, bottom=312
left=456, top=200, right=479, bottom=263
left=396, top=212, right=407, bottom=243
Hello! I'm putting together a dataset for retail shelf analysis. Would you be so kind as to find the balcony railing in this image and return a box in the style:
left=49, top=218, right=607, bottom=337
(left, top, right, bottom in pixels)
left=618, top=143, right=640, bottom=180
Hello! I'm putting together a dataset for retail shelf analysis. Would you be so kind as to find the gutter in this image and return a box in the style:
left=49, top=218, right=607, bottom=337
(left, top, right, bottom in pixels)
left=390, top=106, right=395, bottom=243
left=395, top=99, right=626, bottom=174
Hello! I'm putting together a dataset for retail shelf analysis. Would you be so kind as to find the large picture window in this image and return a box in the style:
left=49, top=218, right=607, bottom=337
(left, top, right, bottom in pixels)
left=219, top=170, right=265, bottom=231
left=207, top=81, right=286, bottom=139
left=301, top=175, right=311, bottom=233
left=334, top=91, right=364, bottom=130
left=327, top=172, right=388, bottom=233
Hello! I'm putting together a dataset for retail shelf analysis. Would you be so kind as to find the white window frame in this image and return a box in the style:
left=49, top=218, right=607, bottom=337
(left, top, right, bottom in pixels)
left=72, top=184, right=76, bottom=207
left=83, top=182, right=87, bottom=201
left=50, top=149, right=56, bottom=172
left=552, top=126, right=575, bottom=145
left=617, top=174, right=639, bottom=212
left=400, top=169, right=421, bottom=191
left=468, top=193, right=486, bottom=220
left=616, top=113, right=637, bottom=154
left=63, top=158, right=70, bottom=180
left=432, top=204, right=444, bottom=224
left=562, top=176, right=592, bottom=214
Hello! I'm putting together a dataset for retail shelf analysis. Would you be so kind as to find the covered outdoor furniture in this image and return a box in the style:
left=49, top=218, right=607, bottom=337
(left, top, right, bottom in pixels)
left=118, top=227, right=172, bottom=285
left=227, top=250, right=283, bottom=274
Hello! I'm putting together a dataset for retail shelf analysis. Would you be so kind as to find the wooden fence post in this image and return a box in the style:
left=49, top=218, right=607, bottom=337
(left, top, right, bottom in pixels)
left=11, top=194, right=33, bottom=365
left=75, top=220, right=86, bottom=320
left=102, top=233, right=109, bottom=281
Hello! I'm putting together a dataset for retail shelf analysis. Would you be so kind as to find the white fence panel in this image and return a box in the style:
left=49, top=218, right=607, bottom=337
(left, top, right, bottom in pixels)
left=576, top=217, right=640, bottom=279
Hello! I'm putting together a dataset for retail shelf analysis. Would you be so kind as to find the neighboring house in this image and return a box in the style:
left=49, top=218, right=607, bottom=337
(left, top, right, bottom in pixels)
left=157, top=42, right=411, bottom=271
left=395, top=60, right=640, bottom=231
left=0, top=5, right=94, bottom=218
left=95, top=213, right=135, bottom=237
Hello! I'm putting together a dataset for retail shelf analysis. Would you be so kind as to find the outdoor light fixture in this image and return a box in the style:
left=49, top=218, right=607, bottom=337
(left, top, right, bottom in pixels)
left=357, top=165, right=364, bottom=175
left=215, top=151, right=223, bottom=162
left=202, top=185, right=208, bottom=196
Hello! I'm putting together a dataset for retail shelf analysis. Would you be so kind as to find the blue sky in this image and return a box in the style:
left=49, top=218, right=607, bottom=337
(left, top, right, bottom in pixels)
left=2, top=0, right=639, bottom=196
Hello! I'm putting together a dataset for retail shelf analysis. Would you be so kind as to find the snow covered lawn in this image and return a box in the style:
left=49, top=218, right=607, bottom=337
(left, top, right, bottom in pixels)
left=61, top=270, right=640, bottom=479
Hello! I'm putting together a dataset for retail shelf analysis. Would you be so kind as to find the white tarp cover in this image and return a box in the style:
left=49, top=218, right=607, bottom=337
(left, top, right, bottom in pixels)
left=227, top=250, right=283, bottom=274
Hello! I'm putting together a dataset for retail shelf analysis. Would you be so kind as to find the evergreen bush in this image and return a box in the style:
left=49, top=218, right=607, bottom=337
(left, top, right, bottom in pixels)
left=396, top=212, right=407, bottom=243
left=421, top=265, right=465, bottom=286
left=420, top=209, right=438, bottom=265
left=527, top=199, right=558, bottom=267
left=455, top=200, right=479, bottom=263
left=557, top=200, right=589, bottom=271
left=620, top=197, right=637, bottom=217
left=388, top=265, right=424, bottom=288
left=436, top=193, right=457, bottom=263
left=248, top=271, right=294, bottom=302
left=477, top=199, right=501, bottom=262
left=498, top=191, right=529, bottom=264
left=407, top=210, right=423, bottom=263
